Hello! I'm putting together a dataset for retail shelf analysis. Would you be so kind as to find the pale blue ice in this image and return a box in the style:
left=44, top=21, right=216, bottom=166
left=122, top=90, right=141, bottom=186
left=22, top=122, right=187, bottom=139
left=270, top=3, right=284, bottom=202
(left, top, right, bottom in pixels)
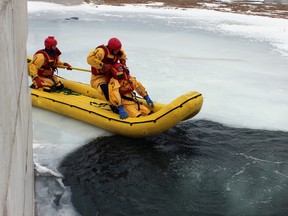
left=27, top=2, right=288, bottom=215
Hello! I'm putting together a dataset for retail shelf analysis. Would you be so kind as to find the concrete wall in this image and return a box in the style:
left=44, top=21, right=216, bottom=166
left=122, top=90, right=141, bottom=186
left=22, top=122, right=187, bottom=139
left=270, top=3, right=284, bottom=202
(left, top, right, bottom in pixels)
left=0, top=0, right=34, bottom=215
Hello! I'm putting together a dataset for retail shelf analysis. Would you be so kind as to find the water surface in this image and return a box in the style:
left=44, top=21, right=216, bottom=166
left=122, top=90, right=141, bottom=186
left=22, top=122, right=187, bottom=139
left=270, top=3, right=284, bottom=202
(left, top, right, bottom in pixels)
left=59, top=120, right=288, bottom=216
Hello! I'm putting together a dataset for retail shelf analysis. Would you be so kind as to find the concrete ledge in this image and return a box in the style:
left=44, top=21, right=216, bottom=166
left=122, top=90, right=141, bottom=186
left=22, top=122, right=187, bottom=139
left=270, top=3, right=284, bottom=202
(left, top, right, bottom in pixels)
left=0, top=0, right=34, bottom=215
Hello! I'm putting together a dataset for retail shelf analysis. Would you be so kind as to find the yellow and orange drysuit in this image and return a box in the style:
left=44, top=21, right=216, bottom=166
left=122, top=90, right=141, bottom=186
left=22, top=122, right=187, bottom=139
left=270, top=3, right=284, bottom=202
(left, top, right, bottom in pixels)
left=87, top=45, right=127, bottom=100
left=28, top=49, right=70, bottom=92
left=108, top=64, right=152, bottom=118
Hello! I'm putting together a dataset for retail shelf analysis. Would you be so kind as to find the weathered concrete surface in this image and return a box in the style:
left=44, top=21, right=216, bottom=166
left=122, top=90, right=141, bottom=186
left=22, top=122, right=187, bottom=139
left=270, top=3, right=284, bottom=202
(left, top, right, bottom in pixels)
left=0, top=0, right=34, bottom=215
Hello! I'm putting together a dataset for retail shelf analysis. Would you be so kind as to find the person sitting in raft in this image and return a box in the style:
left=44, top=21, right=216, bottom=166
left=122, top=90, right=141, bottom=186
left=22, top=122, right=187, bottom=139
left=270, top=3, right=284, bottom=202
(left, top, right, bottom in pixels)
left=107, top=63, right=154, bottom=119
left=28, top=36, right=72, bottom=92
left=86, top=37, right=127, bottom=112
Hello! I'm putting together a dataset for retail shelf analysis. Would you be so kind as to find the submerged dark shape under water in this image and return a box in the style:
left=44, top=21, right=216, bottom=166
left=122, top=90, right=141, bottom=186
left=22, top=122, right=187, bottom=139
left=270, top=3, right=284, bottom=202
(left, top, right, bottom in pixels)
left=59, top=120, right=288, bottom=216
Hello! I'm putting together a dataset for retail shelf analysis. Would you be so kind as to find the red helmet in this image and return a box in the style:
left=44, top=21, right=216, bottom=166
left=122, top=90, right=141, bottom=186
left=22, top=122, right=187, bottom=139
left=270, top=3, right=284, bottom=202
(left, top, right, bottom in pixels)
left=107, top=38, right=122, bottom=51
left=44, top=36, right=57, bottom=49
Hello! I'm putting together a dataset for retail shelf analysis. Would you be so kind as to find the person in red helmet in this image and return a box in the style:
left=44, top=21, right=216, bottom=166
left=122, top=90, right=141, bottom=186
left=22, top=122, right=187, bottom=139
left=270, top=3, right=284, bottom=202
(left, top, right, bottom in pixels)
left=87, top=37, right=127, bottom=111
left=28, top=36, right=72, bottom=92
left=107, top=63, right=154, bottom=119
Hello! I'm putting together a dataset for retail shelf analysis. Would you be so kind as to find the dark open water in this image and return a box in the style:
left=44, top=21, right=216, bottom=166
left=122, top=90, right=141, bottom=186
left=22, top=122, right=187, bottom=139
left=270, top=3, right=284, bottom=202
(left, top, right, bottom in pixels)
left=58, top=120, right=288, bottom=216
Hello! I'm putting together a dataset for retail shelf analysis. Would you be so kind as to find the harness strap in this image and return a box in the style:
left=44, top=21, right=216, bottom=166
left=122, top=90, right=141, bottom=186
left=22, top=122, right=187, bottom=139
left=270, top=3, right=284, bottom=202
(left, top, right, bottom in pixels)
left=121, top=93, right=141, bottom=111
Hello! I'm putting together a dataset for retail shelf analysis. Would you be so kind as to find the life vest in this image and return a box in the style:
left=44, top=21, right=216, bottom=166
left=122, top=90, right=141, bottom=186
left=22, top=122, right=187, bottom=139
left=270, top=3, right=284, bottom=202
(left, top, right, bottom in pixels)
left=35, top=48, right=61, bottom=77
left=91, top=45, right=124, bottom=76
left=110, top=67, right=134, bottom=95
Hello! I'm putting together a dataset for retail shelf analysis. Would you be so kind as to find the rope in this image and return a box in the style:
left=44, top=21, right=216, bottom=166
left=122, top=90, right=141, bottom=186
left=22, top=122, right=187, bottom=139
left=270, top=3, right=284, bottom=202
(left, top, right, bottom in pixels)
left=53, top=87, right=81, bottom=96
left=62, top=88, right=81, bottom=96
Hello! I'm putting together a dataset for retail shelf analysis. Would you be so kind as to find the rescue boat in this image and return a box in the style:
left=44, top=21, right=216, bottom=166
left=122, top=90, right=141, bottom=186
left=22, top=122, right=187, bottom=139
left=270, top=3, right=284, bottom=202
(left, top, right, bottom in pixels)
left=31, top=76, right=203, bottom=138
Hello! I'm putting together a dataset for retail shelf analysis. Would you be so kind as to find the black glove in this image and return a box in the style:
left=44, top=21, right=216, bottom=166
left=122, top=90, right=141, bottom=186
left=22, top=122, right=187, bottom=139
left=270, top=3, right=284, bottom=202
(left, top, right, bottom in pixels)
left=64, top=62, right=72, bottom=70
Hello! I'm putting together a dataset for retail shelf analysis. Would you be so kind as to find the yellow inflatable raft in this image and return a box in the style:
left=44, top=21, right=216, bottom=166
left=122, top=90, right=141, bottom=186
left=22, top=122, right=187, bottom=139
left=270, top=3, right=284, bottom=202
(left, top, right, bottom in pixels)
left=31, top=76, right=203, bottom=138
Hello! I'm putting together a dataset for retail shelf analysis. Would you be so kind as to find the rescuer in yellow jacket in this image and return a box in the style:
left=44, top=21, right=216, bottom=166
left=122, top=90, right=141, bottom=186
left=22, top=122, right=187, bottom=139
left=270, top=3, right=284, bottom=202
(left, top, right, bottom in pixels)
left=87, top=37, right=127, bottom=103
left=108, top=63, right=154, bottom=119
left=28, top=36, right=72, bottom=92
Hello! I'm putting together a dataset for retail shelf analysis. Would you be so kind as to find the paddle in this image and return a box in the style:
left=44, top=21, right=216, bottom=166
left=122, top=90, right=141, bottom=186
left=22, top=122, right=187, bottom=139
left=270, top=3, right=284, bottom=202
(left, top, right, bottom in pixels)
left=57, top=65, right=91, bottom=72
left=27, top=56, right=91, bottom=73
